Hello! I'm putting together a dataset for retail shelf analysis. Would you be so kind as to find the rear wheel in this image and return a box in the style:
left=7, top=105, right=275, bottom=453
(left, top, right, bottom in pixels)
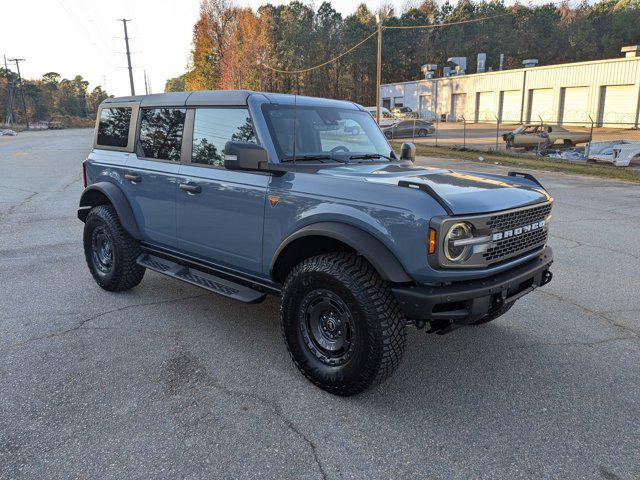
left=280, top=253, right=406, bottom=396
left=384, top=131, right=393, bottom=139
left=83, top=205, right=145, bottom=291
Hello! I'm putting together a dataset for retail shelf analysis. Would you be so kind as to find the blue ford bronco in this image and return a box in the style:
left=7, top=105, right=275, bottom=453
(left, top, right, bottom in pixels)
left=79, top=91, right=553, bottom=395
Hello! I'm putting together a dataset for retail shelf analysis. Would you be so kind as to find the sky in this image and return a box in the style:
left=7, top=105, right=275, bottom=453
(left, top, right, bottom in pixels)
left=2, top=0, right=553, bottom=97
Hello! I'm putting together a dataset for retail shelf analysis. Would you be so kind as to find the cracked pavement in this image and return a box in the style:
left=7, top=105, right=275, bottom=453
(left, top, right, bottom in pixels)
left=0, top=129, right=639, bottom=479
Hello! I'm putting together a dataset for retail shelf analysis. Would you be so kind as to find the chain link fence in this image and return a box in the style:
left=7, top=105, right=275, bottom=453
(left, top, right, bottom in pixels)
left=384, top=110, right=640, bottom=166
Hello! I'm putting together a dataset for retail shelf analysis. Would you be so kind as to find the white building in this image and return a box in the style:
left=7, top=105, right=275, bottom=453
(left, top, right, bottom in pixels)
left=380, top=47, right=640, bottom=127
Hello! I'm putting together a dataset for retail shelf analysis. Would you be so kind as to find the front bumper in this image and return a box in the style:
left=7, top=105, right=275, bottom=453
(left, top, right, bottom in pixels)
left=392, top=247, right=553, bottom=324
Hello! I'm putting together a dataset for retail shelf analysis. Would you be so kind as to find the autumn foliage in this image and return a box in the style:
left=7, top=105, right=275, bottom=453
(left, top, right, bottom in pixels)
left=167, top=0, right=640, bottom=107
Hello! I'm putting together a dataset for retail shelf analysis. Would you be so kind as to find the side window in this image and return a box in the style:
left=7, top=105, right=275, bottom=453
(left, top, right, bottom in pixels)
left=192, top=108, right=255, bottom=167
left=138, top=108, right=186, bottom=161
left=97, top=107, right=131, bottom=148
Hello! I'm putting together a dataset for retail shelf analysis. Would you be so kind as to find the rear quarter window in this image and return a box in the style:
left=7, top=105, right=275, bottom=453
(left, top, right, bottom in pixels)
left=97, top=107, right=132, bottom=148
left=138, top=108, right=186, bottom=161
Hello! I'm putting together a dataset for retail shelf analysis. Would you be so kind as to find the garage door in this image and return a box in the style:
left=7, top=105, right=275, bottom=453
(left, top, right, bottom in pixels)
left=419, top=94, right=433, bottom=119
left=527, top=88, right=554, bottom=123
left=451, top=93, right=467, bottom=121
left=475, top=92, right=494, bottom=122
left=598, top=85, right=636, bottom=127
left=559, top=87, right=589, bottom=125
left=499, top=90, right=521, bottom=123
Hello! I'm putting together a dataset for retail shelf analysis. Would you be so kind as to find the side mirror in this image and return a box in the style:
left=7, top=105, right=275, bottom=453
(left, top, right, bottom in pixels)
left=224, top=141, right=268, bottom=171
left=400, top=142, right=416, bottom=162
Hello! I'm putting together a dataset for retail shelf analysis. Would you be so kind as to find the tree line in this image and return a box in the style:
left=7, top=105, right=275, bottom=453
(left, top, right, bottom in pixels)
left=165, top=0, right=640, bottom=106
left=0, top=70, right=108, bottom=125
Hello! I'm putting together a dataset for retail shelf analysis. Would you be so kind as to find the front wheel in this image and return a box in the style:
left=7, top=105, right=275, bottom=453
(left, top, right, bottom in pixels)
left=280, top=253, right=406, bottom=396
left=83, top=205, right=145, bottom=291
left=417, top=128, right=428, bottom=137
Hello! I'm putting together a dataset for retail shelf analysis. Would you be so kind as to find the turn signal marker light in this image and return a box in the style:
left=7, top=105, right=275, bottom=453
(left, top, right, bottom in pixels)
left=428, top=228, right=436, bottom=254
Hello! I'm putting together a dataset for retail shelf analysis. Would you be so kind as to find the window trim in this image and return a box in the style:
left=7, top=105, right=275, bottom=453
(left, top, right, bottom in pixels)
left=134, top=106, right=187, bottom=164
left=185, top=105, right=258, bottom=170
left=93, top=102, right=139, bottom=152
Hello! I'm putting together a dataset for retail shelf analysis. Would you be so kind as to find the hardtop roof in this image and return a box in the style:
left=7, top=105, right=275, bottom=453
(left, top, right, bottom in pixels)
left=101, top=90, right=362, bottom=110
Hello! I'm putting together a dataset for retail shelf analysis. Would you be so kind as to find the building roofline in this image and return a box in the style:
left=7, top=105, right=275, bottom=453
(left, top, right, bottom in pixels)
left=381, top=55, right=640, bottom=88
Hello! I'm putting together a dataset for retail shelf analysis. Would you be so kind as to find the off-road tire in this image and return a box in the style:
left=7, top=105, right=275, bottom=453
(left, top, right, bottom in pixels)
left=471, top=302, right=514, bottom=325
left=83, top=205, right=145, bottom=291
left=280, top=252, right=406, bottom=396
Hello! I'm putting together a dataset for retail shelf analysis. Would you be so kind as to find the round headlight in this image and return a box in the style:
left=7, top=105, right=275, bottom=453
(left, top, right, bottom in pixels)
left=444, top=222, right=473, bottom=262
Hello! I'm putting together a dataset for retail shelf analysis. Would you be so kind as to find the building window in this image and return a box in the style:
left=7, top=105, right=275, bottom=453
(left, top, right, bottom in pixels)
left=382, top=98, right=391, bottom=109
left=394, top=97, right=404, bottom=108
left=97, top=107, right=131, bottom=148
left=138, top=108, right=186, bottom=161
left=192, top=108, right=255, bottom=167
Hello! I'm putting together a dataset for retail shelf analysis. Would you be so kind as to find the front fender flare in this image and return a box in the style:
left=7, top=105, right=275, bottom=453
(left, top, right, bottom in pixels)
left=270, top=222, right=412, bottom=283
left=78, top=182, right=141, bottom=240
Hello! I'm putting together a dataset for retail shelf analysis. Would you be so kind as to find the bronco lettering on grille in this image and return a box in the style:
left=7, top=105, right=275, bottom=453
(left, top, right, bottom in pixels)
left=491, top=219, right=546, bottom=241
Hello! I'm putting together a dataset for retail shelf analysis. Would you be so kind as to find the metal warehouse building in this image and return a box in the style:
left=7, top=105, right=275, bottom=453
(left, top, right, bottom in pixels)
left=380, top=49, right=640, bottom=127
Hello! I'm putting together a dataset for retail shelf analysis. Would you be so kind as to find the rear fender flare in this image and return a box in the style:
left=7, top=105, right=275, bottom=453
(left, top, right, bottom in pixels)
left=78, top=182, right=141, bottom=240
left=270, top=222, right=412, bottom=283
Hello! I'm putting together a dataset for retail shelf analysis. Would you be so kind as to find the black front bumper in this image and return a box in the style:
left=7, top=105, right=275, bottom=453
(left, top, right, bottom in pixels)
left=393, top=247, right=553, bottom=324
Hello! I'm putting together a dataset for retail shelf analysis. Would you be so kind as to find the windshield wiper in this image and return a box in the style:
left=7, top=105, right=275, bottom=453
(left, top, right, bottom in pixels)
left=348, top=153, right=396, bottom=162
left=282, top=154, right=349, bottom=163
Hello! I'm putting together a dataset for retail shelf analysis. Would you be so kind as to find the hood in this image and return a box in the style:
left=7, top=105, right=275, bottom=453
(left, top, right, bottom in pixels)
left=317, top=163, right=551, bottom=215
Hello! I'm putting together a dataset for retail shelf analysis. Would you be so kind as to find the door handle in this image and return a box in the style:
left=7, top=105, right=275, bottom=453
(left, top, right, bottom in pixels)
left=179, top=183, right=201, bottom=194
left=124, top=174, right=141, bottom=183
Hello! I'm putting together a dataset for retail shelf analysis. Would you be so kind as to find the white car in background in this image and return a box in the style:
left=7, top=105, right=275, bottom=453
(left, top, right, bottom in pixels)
left=363, top=107, right=400, bottom=127
left=0, top=128, right=18, bottom=136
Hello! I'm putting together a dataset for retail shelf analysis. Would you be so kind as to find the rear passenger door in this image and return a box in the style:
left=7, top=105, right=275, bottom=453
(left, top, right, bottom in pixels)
left=176, top=107, right=268, bottom=275
left=123, top=107, right=186, bottom=248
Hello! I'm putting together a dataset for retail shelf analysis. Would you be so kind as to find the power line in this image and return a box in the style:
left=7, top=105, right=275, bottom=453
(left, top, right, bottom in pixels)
left=260, top=14, right=507, bottom=75
left=55, top=0, right=116, bottom=68
left=383, top=13, right=507, bottom=29
left=261, top=30, right=378, bottom=74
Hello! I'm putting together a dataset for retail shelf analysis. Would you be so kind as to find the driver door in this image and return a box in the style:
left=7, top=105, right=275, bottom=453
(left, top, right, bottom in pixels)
left=176, top=107, right=268, bottom=275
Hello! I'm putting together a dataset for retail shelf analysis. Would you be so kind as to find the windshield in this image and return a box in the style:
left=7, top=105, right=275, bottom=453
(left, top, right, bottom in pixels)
left=262, top=104, right=391, bottom=161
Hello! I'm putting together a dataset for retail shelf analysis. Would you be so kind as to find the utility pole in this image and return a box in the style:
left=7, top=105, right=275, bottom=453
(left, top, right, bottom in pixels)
left=3, top=54, right=15, bottom=125
left=119, top=19, right=135, bottom=95
left=375, top=15, right=382, bottom=125
left=9, top=58, right=28, bottom=129
left=143, top=70, right=152, bottom=95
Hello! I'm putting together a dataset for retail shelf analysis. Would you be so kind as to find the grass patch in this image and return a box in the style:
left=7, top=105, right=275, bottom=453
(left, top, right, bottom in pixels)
left=391, top=142, right=640, bottom=184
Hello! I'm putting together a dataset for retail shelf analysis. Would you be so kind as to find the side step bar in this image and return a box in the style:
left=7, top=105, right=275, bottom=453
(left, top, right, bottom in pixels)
left=137, top=253, right=267, bottom=304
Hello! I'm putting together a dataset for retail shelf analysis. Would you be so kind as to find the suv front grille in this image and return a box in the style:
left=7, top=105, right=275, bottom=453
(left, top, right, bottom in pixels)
left=483, top=227, right=548, bottom=262
left=486, top=202, right=552, bottom=231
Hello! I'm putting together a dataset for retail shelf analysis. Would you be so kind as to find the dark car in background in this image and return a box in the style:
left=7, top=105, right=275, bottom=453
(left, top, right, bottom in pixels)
left=382, top=119, right=435, bottom=139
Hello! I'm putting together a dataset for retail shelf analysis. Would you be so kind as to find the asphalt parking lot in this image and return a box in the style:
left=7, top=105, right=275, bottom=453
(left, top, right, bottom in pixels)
left=1, top=128, right=638, bottom=479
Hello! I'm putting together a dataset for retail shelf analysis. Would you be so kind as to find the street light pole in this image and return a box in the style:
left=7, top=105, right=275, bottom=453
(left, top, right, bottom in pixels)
left=375, top=16, right=382, bottom=125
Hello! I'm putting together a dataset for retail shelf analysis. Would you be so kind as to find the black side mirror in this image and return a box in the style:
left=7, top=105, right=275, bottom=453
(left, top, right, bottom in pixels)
left=224, top=141, right=268, bottom=171
left=400, top=142, right=416, bottom=162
